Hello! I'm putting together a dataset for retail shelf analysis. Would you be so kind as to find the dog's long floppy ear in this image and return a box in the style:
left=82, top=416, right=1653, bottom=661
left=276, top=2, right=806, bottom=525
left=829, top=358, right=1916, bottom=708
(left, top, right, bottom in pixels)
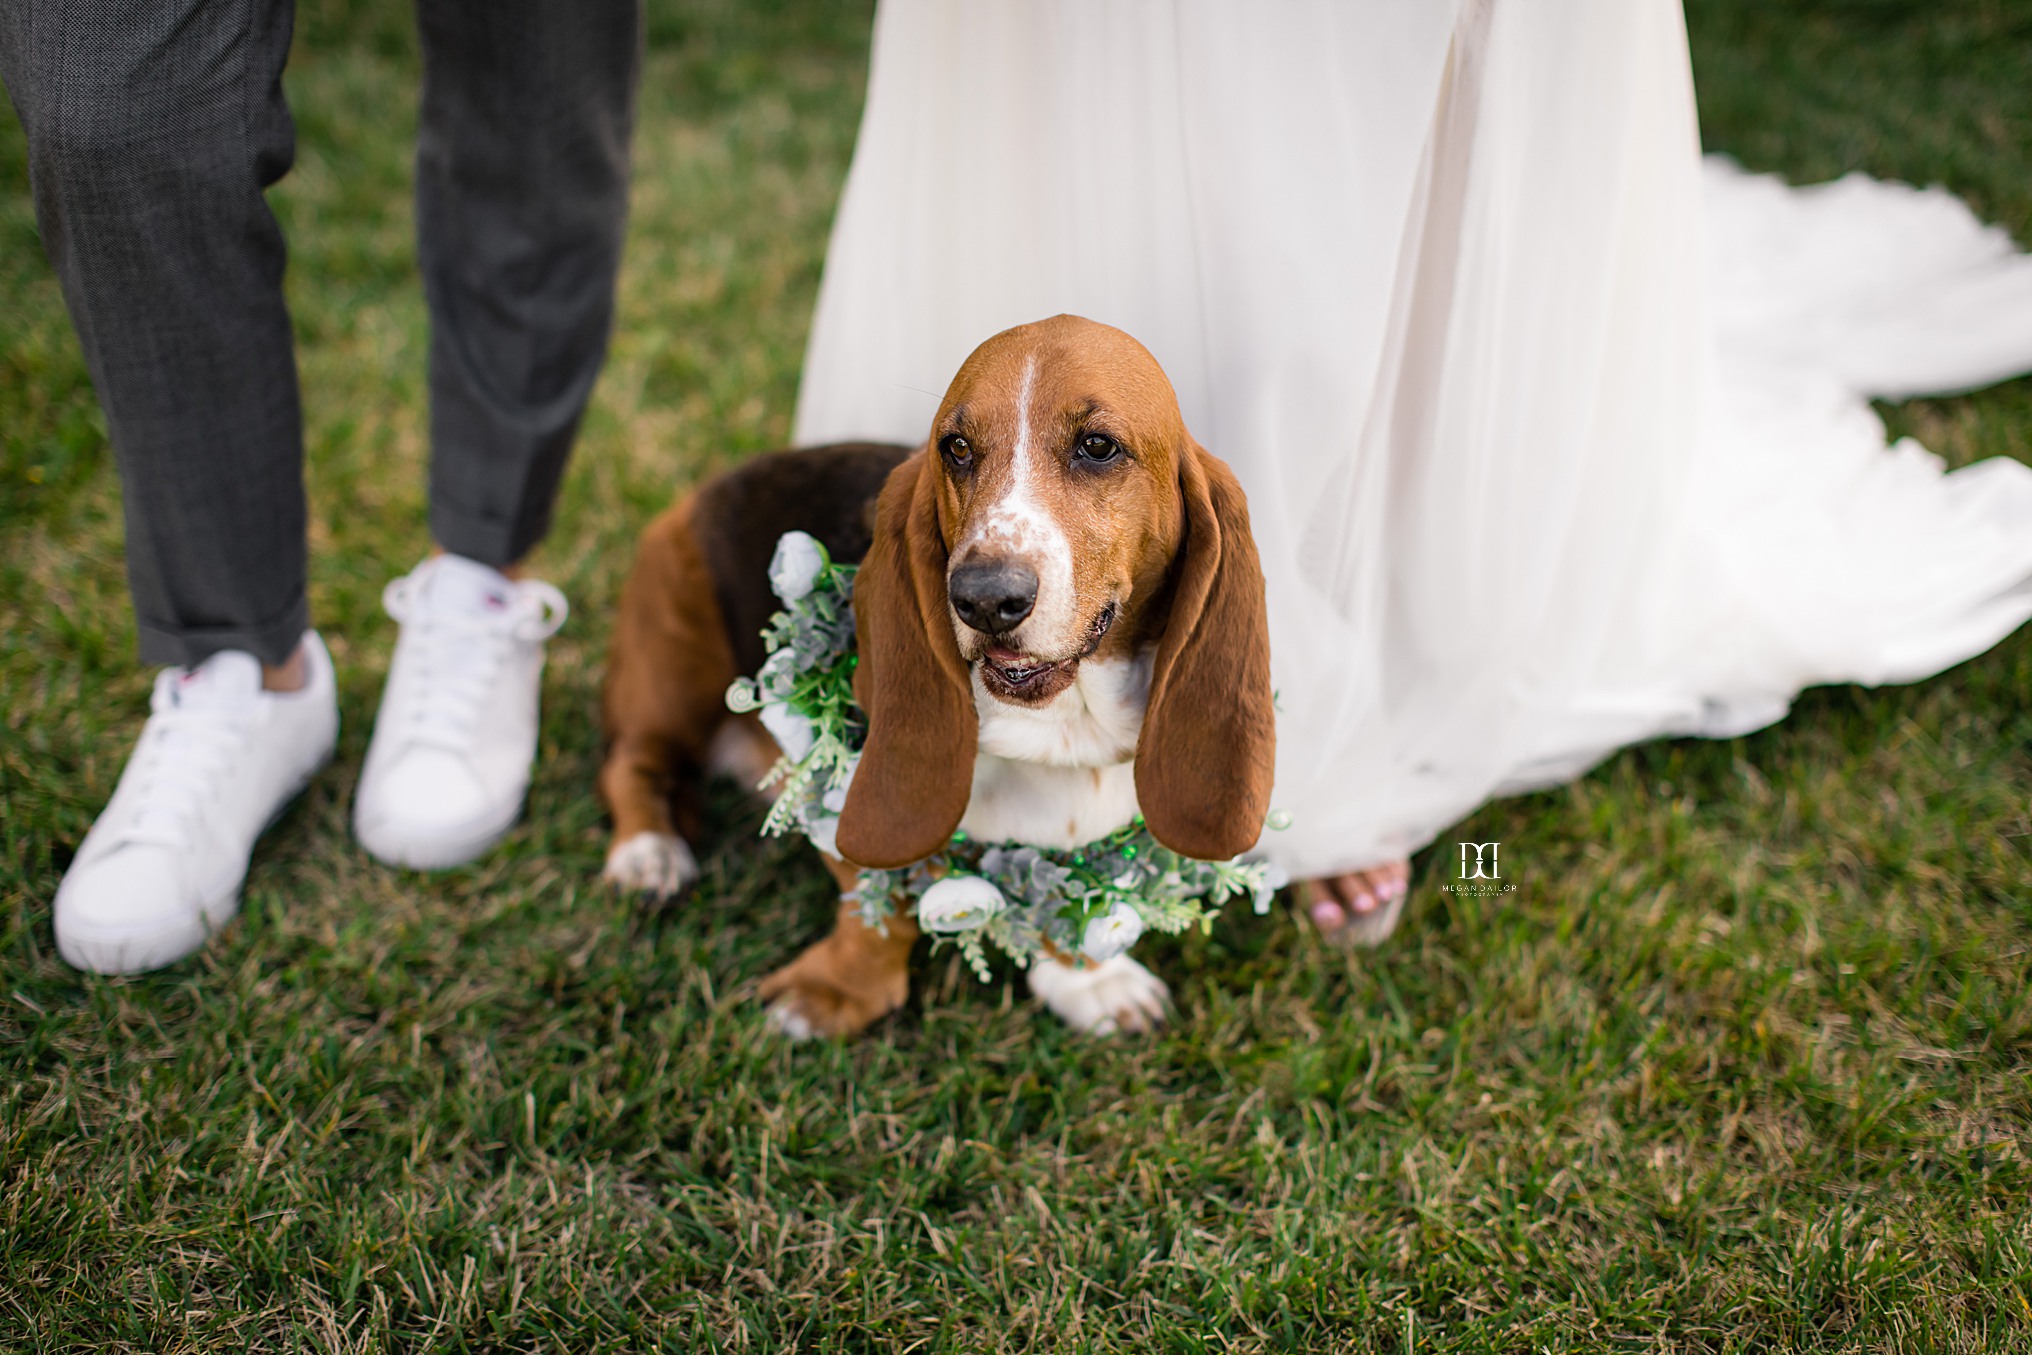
left=836, top=450, right=977, bottom=868
left=1136, top=441, right=1276, bottom=861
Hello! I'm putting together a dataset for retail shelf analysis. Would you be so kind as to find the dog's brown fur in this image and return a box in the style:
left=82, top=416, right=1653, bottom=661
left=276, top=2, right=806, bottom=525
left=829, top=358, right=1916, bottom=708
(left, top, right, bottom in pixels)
left=838, top=318, right=1275, bottom=868
left=600, top=317, right=1273, bottom=1039
left=600, top=443, right=908, bottom=854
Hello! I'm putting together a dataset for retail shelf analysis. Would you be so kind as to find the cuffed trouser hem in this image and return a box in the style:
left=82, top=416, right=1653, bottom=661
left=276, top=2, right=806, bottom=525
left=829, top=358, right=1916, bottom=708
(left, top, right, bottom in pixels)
left=137, top=594, right=309, bottom=670
left=428, top=495, right=552, bottom=572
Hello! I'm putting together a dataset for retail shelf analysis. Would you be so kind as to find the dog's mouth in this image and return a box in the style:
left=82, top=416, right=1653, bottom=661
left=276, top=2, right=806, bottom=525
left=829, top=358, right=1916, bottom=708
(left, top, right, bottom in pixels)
left=979, top=604, right=1116, bottom=700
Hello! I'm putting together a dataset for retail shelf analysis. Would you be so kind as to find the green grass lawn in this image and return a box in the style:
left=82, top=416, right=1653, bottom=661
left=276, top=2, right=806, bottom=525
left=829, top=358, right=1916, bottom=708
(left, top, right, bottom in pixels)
left=5, top=1, right=2032, bottom=1349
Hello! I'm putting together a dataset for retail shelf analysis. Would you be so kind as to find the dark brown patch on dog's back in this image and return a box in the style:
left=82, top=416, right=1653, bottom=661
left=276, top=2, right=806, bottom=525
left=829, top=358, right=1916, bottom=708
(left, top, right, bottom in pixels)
left=689, top=442, right=914, bottom=677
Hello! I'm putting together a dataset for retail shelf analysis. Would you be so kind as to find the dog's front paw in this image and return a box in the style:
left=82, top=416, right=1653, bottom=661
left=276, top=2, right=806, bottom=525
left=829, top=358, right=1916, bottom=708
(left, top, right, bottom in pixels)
left=756, top=940, right=909, bottom=1041
left=1027, top=954, right=1170, bottom=1035
left=603, top=831, right=700, bottom=900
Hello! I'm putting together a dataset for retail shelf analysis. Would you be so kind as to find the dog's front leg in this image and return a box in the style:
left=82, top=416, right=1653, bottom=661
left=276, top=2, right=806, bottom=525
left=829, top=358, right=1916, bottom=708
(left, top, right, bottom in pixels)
left=599, top=501, right=739, bottom=900
left=1027, top=954, right=1171, bottom=1035
left=758, top=856, right=919, bottom=1039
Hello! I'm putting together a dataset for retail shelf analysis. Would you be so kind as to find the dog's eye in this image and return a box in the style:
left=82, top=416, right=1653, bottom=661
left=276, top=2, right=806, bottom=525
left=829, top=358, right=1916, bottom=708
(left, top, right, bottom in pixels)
left=1074, top=434, right=1124, bottom=465
left=940, top=435, right=973, bottom=468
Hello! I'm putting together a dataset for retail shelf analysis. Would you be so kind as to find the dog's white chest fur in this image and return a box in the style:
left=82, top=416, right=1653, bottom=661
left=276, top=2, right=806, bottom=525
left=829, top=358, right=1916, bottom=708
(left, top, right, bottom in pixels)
left=958, top=652, right=1150, bottom=849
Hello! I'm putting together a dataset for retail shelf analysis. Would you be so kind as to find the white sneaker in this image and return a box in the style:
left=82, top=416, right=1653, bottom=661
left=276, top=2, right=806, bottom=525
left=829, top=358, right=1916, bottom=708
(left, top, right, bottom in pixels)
left=53, top=633, right=339, bottom=974
left=352, top=554, right=567, bottom=869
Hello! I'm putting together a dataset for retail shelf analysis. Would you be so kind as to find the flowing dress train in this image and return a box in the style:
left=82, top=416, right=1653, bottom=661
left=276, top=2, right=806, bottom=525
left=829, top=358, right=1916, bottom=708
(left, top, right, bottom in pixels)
left=792, top=0, right=2032, bottom=879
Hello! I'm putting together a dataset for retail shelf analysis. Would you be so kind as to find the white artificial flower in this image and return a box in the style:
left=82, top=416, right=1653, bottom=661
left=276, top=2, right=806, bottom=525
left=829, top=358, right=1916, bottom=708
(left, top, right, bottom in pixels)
left=758, top=700, right=815, bottom=761
left=724, top=677, right=761, bottom=713
left=768, top=530, right=827, bottom=603
left=1080, top=900, right=1146, bottom=962
left=804, top=812, right=841, bottom=859
left=1252, top=863, right=1292, bottom=915
left=915, top=874, right=1007, bottom=933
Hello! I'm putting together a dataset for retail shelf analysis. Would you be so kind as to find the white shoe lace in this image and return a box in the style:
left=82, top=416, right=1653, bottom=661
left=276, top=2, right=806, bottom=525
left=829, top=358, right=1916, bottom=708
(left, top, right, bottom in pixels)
left=381, top=571, right=568, bottom=752
left=115, top=671, right=257, bottom=849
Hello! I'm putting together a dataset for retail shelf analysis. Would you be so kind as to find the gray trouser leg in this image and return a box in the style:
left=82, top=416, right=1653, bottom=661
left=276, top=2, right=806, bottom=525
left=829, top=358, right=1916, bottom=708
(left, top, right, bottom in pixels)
left=0, top=0, right=639, bottom=666
left=416, top=0, right=641, bottom=568
left=0, top=0, right=308, bottom=668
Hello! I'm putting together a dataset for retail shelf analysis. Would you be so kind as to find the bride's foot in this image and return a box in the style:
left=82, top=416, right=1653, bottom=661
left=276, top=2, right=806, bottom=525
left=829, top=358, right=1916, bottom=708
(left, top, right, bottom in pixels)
left=1304, top=861, right=1409, bottom=948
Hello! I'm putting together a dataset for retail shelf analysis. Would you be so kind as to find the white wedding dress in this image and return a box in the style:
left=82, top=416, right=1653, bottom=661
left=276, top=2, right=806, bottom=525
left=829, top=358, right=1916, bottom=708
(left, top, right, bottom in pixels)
left=792, top=0, right=2032, bottom=880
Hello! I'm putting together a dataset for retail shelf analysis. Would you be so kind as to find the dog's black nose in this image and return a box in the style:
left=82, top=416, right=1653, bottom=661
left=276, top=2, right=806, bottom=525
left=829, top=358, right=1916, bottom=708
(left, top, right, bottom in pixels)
left=949, top=560, right=1038, bottom=635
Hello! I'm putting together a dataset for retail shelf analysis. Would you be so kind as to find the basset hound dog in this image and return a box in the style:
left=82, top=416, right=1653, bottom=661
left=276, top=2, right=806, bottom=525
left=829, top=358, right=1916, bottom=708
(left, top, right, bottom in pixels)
left=598, top=314, right=1275, bottom=1036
